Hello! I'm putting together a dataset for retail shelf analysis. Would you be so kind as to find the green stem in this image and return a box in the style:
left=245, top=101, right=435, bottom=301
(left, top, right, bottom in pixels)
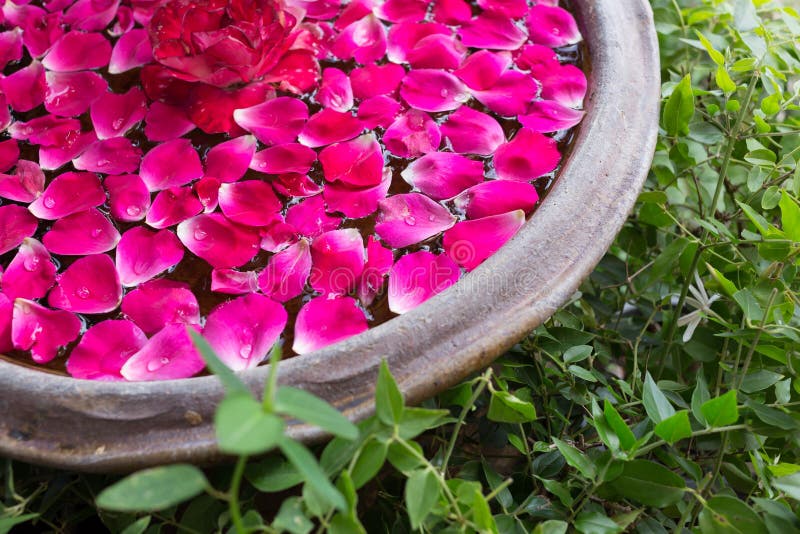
left=440, top=369, right=491, bottom=473
left=229, top=455, right=249, bottom=534
left=262, top=345, right=283, bottom=413
left=634, top=424, right=749, bottom=458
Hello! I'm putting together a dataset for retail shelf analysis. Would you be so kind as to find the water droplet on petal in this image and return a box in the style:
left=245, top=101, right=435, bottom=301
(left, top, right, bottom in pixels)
left=43, top=196, right=56, bottom=208
left=239, top=344, right=253, bottom=359
left=126, top=205, right=142, bottom=217
left=405, top=216, right=416, bottom=226
left=91, top=228, right=103, bottom=237
left=112, top=118, right=124, bottom=130
left=23, top=256, right=40, bottom=272
left=194, top=229, right=207, bottom=241
left=76, top=286, right=90, bottom=299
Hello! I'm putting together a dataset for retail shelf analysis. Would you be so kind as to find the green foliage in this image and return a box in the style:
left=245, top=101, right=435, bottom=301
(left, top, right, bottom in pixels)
left=2, top=1, right=800, bottom=532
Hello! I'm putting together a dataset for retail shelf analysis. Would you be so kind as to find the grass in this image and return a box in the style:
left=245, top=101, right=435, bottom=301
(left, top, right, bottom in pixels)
left=3, top=0, right=800, bottom=532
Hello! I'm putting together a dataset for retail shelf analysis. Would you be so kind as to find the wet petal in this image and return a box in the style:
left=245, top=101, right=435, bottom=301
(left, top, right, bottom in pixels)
left=324, top=168, right=391, bottom=218
left=105, top=174, right=151, bottom=222
left=526, top=4, right=582, bottom=48
left=272, top=173, right=322, bottom=198
left=203, top=294, right=287, bottom=370
left=384, top=110, right=441, bottom=158
left=144, top=102, right=195, bottom=141
left=0, top=60, right=45, bottom=112
left=320, top=133, right=384, bottom=187
left=42, top=208, right=121, bottom=255
left=0, top=160, right=45, bottom=203
left=39, top=131, right=98, bottom=171
left=8, top=115, right=81, bottom=146
left=108, top=28, right=153, bottom=74
left=493, top=128, right=561, bottom=181
left=293, top=296, right=368, bottom=354
left=121, top=280, right=200, bottom=334
left=145, top=186, right=203, bottom=229
left=388, top=251, right=460, bottom=314
left=407, top=34, right=467, bottom=70
left=0, top=293, right=12, bottom=353
left=453, top=180, right=539, bottom=219
left=47, top=254, right=120, bottom=315
left=401, top=153, right=484, bottom=200
left=262, top=50, right=320, bottom=94
left=350, top=62, right=405, bottom=99
left=251, top=143, right=317, bottom=174
left=205, top=135, right=256, bottom=183
left=140, top=138, right=203, bottom=191
left=400, top=69, right=469, bottom=112
left=0, top=205, right=38, bottom=255
left=375, top=0, right=428, bottom=22
left=187, top=81, right=275, bottom=135
left=73, top=137, right=142, bottom=174
left=42, top=31, right=112, bottom=71
left=45, top=71, right=107, bottom=117
left=1, top=238, right=56, bottom=300
left=12, top=298, right=80, bottom=364
left=285, top=194, right=342, bottom=237
left=66, top=320, right=147, bottom=381
left=440, top=106, right=505, bottom=155
left=316, top=68, right=354, bottom=112
left=443, top=210, right=525, bottom=270
left=176, top=213, right=261, bottom=268
left=387, top=21, right=450, bottom=64
left=375, top=193, right=456, bottom=247
left=331, top=14, right=387, bottom=63
left=458, top=12, right=527, bottom=50
left=472, top=70, right=539, bottom=116
left=218, top=181, right=282, bottom=227
left=28, top=171, right=105, bottom=219
left=536, top=64, right=587, bottom=108
left=211, top=269, right=259, bottom=295
left=455, top=50, right=511, bottom=91
left=233, top=97, right=308, bottom=146
left=90, top=87, right=147, bottom=139
left=357, top=95, right=401, bottom=129
left=309, top=229, right=365, bottom=295
left=432, top=0, right=472, bottom=24
left=195, top=176, right=221, bottom=212
left=514, top=43, right=559, bottom=71
left=116, top=227, right=184, bottom=287
left=120, top=324, right=205, bottom=381
left=63, top=0, right=120, bottom=31
left=0, top=28, right=23, bottom=68
left=519, top=100, right=585, bottom=132
left=357, top=236, right=393, bottom=306
left=299, top=109, right=363, bottom=148
left=477, top=0, right=528, bottom=18
left=258, top=238, right=312, bottom=302
left=0, top=140, right=19, bottom=174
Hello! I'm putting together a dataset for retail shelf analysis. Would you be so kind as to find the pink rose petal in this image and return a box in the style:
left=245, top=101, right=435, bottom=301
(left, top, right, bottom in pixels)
left=387, top=21, right=449, bottom=64
left=144, top=102, right=195, bottom=141
left=401, top=153, right=484, bottom=200
left=320, top=133, right=384, bottom=187
left=120, top=324, right=205, bottom=381
left=188, top=80, right=277, bottom=135
left=458, top=12, right=527, bottom=50
left=350, top=63, right=406, bottom=99
left=39, top=131, right=97, bottom=171
left=11, top=298, right=80, bottom=364
left=0, top=287, right=14, bottom=352
left=455, top=50, right=512, bottom=91
left=42, top=31, right=112, bottom=72
left=116, top=227, right=184, bottom=286
left=211, top=269, right=259, bottom=295
left=42, top=208, right=121, bottom=255
left=527, top=5, right=582, bottom=48
left=108, top=28, right=153, bottom=73
left=388, top=251, right=460, bottom=314
left=195, top=177, right=221, bottom=212
left=0, top=60, right=45, bottom=112
left=48, top=254, right=122, bottom=314
left=1, top=238, right=56, bottom=300
left=407, top=34, right=467, bottom=70
left=432, top=0, right=472, bottom=24
left=375, top=193, right=456, bottom=248
left=519, top=100, right=585, bottom=132
left=331, top=14, right=387, bottom=63
left=493, top=128, right=561, bottom=181
left=324, top=168, right=391, bottom=218
left=258, top=238, right=312, bottom=302
left=0, top=140, right=20, bottom=174
left=299, top=109, right=363, bottom=148
left=0, top=160, right=45, bottom=202
left=384, top=110, right=441, bottom=158
left=140, top=139, right=203, bottom=191
left=28, top=171, right=105, bottom=220
left=8, top=115, right=81, bottom=146
left=440, top=106, right=505, bottom=155
left=453, top=180, right=539, bottom=219
left=218, top=181, right=282, bottom=227
left=105, top=174, right=151, bottom=222
left=121, top=280, right=200, bottom=335
left=357, top=236, right=393, bottom=306
left=293, top=296, right=368, bottom=354
left=357, top=95, right=402, bottom=129
left=0, top=28, right=23, bottom=68
left=285, top=195, right=342, bottom=237
left=309, top=229, right=365, bottom=296
left=17, top=11, right=64, bottom=58
left=316, top=68, right=354, bottom=112
left=272, top=173, right=322, bottom=198
left=145, top=186, right=204, bottom=228
left=443, top=210, right=525, bottom=270
left=0, top=205, right=38, bottom=255
left=203, top=294, right=287, bottom=370
left=177, top=213, right=261, bottom=268
left=44, top=71, right=107, bottom=117
left=63, top=0, right=120, bottom=31
left=472, top=70, right=539, bottom=116
left=233, top=97, right=308, bottom=146
left=205, top=135, right=256, bottom=183
left=66, top=320, right=147, bottom=381
left=400, top=69, right=469, bottom=113
left=262, top=50, right=320, bottom=94
left=73, top=137, right=142, bottom=174
left=514, top=43, right=559, bottom=71
left=251, top=144, right=317, bottom=174
left=90, top=87, right=147, bottom=139
left=477, top=0, right=527, bottom=17
left=110, top=5, right=134, bottom=35
left=536, top=64, right=587, bottom=108
left=375, top=0, right=428, bottom=22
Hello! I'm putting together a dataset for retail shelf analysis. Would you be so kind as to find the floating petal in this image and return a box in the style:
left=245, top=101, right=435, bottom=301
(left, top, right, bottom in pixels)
left=400, top=69, right=469, bottom=112
left=384, top=110, right=441, bottom=158
left=357, top=236, right=393, bottom=306
left=44, top=71, right=107, bottom=117
left=195, top=177, right=221, bottom=212
left=120, top=324, right=205, bottom=381
left=73, top=137, right=142, bottom=174
left=375, top=193, right=456, bottom=247
left=205, top=135, right=256, bottom=183
left=63, top=0, right=120, bottom=31
left=116, top=227, right=184, bottom=287
left=258, top=238, right=312, bottom=302
left=455, top=50, right=511, bottom=91
left=144, top=102, right=195, bottom=141
left=401, top=152, right=484, bottom=200
left=458, top=12, right=527, bottom=50
left=519, top=100, right=585, bottom=132
left=105, top=174, right=151, bottom=222
left=432, top=0, right=472, bottom=24
left=453, top=180, right=539, bottom=219
left=211, top=269, right=259, bottom=295
left=272, top=173, right=322, bottom=198
left=350, top=63, right=405, bottom=99
left=251, top=144, right=317, bottom=174
left=408, top=34, right=466, bottom=70
left=0, top=293, right=14, bottom=353
left=0, top=140, right=19, bottom=174
left=233, top=97, right=308, bottom=146
left=443, top=210, right=525, bottom=270
left=0, top=160, right=45, bottom=203
left=472, top=70, right=539, bottom=116
left=357, top=95, right=401, bottom=129
left=299, top=109, right=363, bottom=148
left=39, top=131, right=97, bottom=171
left=526, top=4, right=582, bottom=48
left=477, top=0, right=527, bottom=18
left=493, top=128, right=561, bottom=181
left=324, top=168, right=391, bottom=218
left=42, top=208, right=120, bottom=255
left=48, top=254, right=122, bottom=314
left=11, top=299, right=80, bottom=364
left=1, top=238, right=56, bottom=300
left=320, top=133, right=384, bottom=187
left=316, top=68, right=354, bottom=112
left=42, top=31, right=112, bottom=71
left=177, top=213, right=261, bottom=268
left=309, top=229, right=365, bottom=296
left=388, top=251, right=460, bottom=314
left=440, top=106, right=505, bottom=155
left=536, top=64, right=587, bottom=108
left=285, top=194, right=342, bottom=237
left=0, top=205, right=38, bottom=255
left=0, top=60, right=45, bottom=112
left=121, top=280, right=200, bottom=335
left=218, top=181, right=282, bottom=227
left=293, top=296, right=368, bottom=354
left=108, top=28, right=152, bottom=74
left=28, top=171, right=105, bottom=220
left=140, top=138, right=203, bottom=191
left=66, top=320, right=147, bottom=381
left=90, top=87, right=147, bottom=139
left=387, top=21, right=449, bottom=64
left=331, top=14, right=387, bottom=63
left=375, top=0, right=428, bottom=22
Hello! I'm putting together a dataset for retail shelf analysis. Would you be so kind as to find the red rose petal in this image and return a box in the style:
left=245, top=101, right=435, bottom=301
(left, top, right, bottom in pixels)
left=11, top=298, right=80, bottom=364
left=258, top=238, right=312, bottom=302
left=42, top=208, right=121, bottom=255
left=140, top=138, right=203, bottom=191
left=293, top=296, right=368, bottom=354
left=116, top=227, right=184, bottom=286
left=443, top=210, right=525, bottom=271
left=375, top=193, right=456, bottom=248
left=48, top=254, right=123, bottom=314
left=177, top=213, right=261, bottom=268
left=388, top=251, right=460, bottom=314
left=402, top=152, right=484, bottom=200
left=66, top=320, right=147, bottom=381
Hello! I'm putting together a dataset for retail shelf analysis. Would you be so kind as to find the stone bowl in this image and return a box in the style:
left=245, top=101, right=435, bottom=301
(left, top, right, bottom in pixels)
left=0, top=0, right=660, bottom=472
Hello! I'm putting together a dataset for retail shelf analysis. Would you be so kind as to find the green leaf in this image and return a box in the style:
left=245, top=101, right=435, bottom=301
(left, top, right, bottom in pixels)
left=375, top=360, right=404, bottom=425
left=654, top=410, right=693, bottom=445
left=0, top=514, right=39, bottom=534
left=716, top=65, right=737, bottom=94
left=553, top=438, right=595, bottom=480
left=279, top=438, right=346, bottom=512
left=733, top=289, right=764, bottom=322
left=701, top=390, right=739, bottom=428
left=603, top=400, right=636, bottom=451
left=96, top=465, right=208, bottom=512
left=350, top=438, right=387, bottom=489
left=397, top=407, right=451, bottom=440
left=387, top=440, right=425, bottom=474
left=691, top=375, right=711, bottom=426
left=533, top=520, right=568, bottom=534
left=215, top=393, right=284, bottom=455
left=698, top=495, right=768, bottom=534
left=773, top=472, right=800, bottom=501
left=779, top=191, right=800, bottom=241
left=695, top=31, right=725, bottom=65
left=746, top=400, right=798, bottom=430
left=563, top=345, right=593, bottom=364
left=606, top=460, right=686, bottom=508
left=662, top=74, right=695, bottom=136
left=272, top=497, right=314, bottom=534
left=575, top=512, right=622, bottom=534
left=188, top=329, right=250, bottom=397
left=405, top=469, right=440, bottom=530
left=488, top=389, right=537, bottom=423
left=246, top=456, right=303, bottom=492
left=120, top=516, right=151, bottom=534
left=275, top=386, right=358, bottom=440
left=642, top=372, right=676, bottom=424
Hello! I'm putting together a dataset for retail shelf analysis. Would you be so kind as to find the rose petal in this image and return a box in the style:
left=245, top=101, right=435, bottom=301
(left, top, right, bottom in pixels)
left=357, top=236, right=393, bottom=306
left=121, top=280, right=200, bottom=334
left=350, top=62, right=405, bottom=99
left=331, top=14, right=387, bottom=63
left=177, top=213, right=261, bottom=268
left=140, top=138, right=203, bottom=191
left=0, top=205, right=38, bottom=255
left=0, top=293, right=12, bottom=353
left=205, top=135, right=256, bottom=183
left=285, top=194, right=342, bottom=237
left=233, top=97, right=308, bottom=146
left=387, top=21, right=449, bottom=64
left=477, top=0, right=527, bottom=18
left=116, top=227, right=184, bottom=286
left=28, top=171, right=105, bottom=219
left=408, top=34, right=467, bottom=70
left=453, top=180, right=539, bottom=219
left=455, top=50, right=512, bottom=91
left=195, top=176, right=221, bottom=212
left=535, top=64, right=587, bottom=108
left=203, top=294, right=288, bottom=370
left=401, top=153, right=484, bottom=200
left=11, top=298, right=80, bottom=364
left=105, top=174, right=151, bottom=222
left=42, top=208, right=121, bottom=255
left=458, top=12, right=527, bottom=50
left=0, top=60, right=45, bottom=112
left=258, top=238, right=312, bottom=302
left=320, top=133, right=384, bottom=187
left=262, top=50, right=320, bottom=94
left=120, top=323, right=205, bottom=381
left=42, top=31, right=112, bottom=71
left=108, top=28, right=153, bottom=73
left=357, top=95, right=401, bottom=129
left=324, top=168, right=391, bottom=218
left=144, top=101, right=195, bottom=141
left=299, top=109, right=363, bottom=148
left=251, top=143, right=317, bottom=174
left=44, top=71, right=107, bottom=117
left=309, top=229, right=365, bottom=295
left=0, top=160, right=45, bottom=203
left=388, top=251, right=460, bottom=314
left=432, top=0, right=472, bottom=24
left=90, top=87, right=147, bottom=139
left=39, top=131, right=98, bottom=171
left=472, top=70, right=539, bottom=116
left=188, top=80, right=275, bottom=135
left=440, top=106, right=506, bottom=155
left=211, top=269, right=260, bottom=295
left=48, top=254, right=122, bottom=314
left=218, top=181, right=282, bottom=226
left=375, top=0, right=428, bottom=22
left=493, top=128, right=561, bottom=180
left=0, top=140, right=20, bottom=174
left=443, top=210, right=525, bottom=270
left=292, top=296, right=368, bottom=354
left=73, top=137, right=142, bottom=174
left=0, top=28, right=23, bottom=68
left=63, top=0, right=120, bottom=31
left=375, top=193, right=456, bottom=247
left=8, top=115, right=81, bottom=146
left=316, top=68, right=354, bottom=112
left=0, top=238, right=56, bottom=300
left=514, top=43, right=559, bottom=71
left=383, top=110, right=441, bottom=158
left=66, top=320, right=147, bottom=381
left=145, top=186, right=203, bottom=228
left=519, top=100, right=585, bottom=132
left=272, top=173, right=322, bottom=198
left=400, top=69, right=469, bottom=113
left=526, top=4, right=582, bottom=48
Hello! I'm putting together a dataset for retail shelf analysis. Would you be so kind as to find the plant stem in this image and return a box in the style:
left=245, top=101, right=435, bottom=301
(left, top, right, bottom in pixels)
left=440, top=369, right=491, bottom=473
left=262, top=345, right=283, bottom=413
left=229, top=455, right=249, bottom=534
